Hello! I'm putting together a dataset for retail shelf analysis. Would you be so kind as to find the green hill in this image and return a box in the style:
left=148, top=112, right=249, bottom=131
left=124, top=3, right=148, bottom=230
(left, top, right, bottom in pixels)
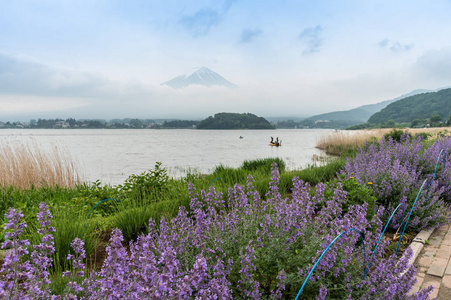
left=304, top=89, right=433, bottom=127
left=197, top=113, right=275, bottom=129
left=368, top=88, right=451, bottom=124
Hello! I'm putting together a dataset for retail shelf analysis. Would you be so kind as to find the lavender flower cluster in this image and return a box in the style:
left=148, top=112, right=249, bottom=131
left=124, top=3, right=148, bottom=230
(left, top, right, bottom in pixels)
left=0, top=164, right=434, bottom=299
left=341, top=134, right=451, bottom=231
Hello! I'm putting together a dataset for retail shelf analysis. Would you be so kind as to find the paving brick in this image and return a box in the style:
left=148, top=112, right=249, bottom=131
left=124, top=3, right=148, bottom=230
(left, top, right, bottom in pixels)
left=408, top=285, right=420, bottom=296
left=442, top=236, right=451, bottom=246
left=415, top=275, right=425, bottom=287
left=423, top=276, right=441, bottom=299
left=429, top=236, right=444, bottom=247
left=423, top=250, right=437, bottom=258
left=433, top=257, right=449, bottom=266
left=424, top=245, right=439, bottom=252
left=446, top=258, right=451, bottom=275
left=427, top=264, right=446, bottom=277
left=418, top=256, right=434, bottom=267
left=443, top=275, right=451, bottom=288
left=418, top=271, right=426, bottom=278
left=435, top=247, right=451, bottom=260
left=412, top=223, right=451, bottom=298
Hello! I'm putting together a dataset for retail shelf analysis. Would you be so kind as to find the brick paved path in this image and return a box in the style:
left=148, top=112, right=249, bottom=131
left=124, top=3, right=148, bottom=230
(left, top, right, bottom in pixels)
left=412, top=224, right=451, bottom=299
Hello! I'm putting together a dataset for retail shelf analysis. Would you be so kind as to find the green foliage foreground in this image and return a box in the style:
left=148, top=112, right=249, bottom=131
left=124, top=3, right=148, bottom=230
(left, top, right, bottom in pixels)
left=1, top=137, right=449, bottom=298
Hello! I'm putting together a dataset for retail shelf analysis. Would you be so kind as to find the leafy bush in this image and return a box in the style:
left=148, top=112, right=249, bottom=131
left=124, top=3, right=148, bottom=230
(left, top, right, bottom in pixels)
left=341, top=133, right=450, bottom=231
left=115, top=162, right=169, bottom=202
left=327, top=176, right=377, bottom=219
left=416, top=132, right=431, bottom=141
left=419, top=137, right=451, bottom=200
left=0, top=165, right=433, bottom=299
left=384, top=129, right=410, bottom=142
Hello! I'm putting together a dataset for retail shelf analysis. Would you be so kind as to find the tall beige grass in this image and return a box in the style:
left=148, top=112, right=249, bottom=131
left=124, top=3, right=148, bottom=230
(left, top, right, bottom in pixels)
left=0, top=140, right=82, bottom=189
left=317, top=127, right=451, bottom=155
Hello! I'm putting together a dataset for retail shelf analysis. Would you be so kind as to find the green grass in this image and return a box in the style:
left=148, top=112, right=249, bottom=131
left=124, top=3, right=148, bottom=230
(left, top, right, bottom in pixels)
left=242, top=157, right=286, bottom=173
left=0, top=156, right=348, bottom=276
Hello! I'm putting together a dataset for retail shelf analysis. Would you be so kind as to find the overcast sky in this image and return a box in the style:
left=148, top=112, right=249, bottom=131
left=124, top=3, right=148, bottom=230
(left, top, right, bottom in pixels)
left=1, top=0, right=451, bottom=121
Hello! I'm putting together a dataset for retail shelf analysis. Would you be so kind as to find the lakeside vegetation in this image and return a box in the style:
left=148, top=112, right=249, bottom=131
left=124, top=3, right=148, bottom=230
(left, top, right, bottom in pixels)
left=0, top=113, right=274, bottom=130
left=1, top=128, right=450, bottom=298
left=0, top=140, right=81, bottom=189
left=0, top=118, right=175, bottom=129
left=318, top=127, right=451, bottom=155
left=197, top=112, right=275, bottom=129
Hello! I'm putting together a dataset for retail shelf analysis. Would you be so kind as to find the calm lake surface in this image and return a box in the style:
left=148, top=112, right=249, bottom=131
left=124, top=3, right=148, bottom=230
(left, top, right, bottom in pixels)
left=0, top=129, right=333, bottom=185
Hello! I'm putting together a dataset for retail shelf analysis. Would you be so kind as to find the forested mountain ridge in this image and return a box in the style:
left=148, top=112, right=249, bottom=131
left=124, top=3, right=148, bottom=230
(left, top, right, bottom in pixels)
left=197, top=113, right=275, bottom=129
left=368, top=88, right=451, bottom=124
left=303, top=88, right=436, bottom=127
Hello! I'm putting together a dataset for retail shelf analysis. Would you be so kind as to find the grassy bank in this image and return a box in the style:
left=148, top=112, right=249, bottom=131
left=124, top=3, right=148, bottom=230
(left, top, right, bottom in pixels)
left=0, top=154, right=345, bottom=272
left=1, top=129, right=450, bottom=298
left=317, top=127, right=451, bottom=155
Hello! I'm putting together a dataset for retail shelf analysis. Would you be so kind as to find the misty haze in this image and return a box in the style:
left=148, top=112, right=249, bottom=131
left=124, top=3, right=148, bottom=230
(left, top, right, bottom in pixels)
left=1, top=2, right=451, bottom=299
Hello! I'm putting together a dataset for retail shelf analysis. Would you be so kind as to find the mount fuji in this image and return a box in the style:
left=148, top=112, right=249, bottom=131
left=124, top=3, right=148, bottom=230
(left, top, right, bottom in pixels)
left=162, top=67, right=237, bottom=89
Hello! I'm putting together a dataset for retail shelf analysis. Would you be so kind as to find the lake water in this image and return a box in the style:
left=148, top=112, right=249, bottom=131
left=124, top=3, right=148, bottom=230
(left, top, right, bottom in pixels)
left=0, top=129, right=332, bottom=185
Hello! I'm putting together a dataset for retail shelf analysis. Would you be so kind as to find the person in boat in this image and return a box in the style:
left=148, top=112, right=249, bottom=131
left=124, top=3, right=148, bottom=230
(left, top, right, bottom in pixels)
left=271, top=137, right=274, bottom=143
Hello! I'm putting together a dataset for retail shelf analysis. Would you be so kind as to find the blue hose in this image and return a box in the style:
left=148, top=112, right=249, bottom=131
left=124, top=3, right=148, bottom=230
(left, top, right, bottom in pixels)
left=295, top=228, right=366, bottom=299
left=395, top=179, right=428, bottom=254
left=363, top=202, right=406, bottom=279
left=208, top=177, right=227, bottom=187
left=83, top=198, right=126, bottom=236
left=425, top=149, right=443, bottom=204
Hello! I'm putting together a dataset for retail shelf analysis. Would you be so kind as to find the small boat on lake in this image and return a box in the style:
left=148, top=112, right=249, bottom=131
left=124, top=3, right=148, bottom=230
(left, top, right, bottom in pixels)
left=269, top=137, right=282, bottom=147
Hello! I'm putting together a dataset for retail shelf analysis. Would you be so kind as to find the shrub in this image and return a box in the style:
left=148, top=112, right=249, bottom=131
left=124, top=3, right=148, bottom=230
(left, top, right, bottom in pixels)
left=384, top=129, right=410, bottom=143
left=341, top=133, right=450, bottom=231
left=0, top=165, right=433, bottom=299
left=419, top=137, right=451, bottom=200
left=115, top=162, right=169, bottom=202
left=327, top=176, right=377, bottom=220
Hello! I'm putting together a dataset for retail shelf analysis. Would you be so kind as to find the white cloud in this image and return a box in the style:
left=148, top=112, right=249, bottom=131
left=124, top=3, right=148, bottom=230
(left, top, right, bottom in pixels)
left=410, top=50, right=451, bottom=85
left=0, top=96, right=88, bottom=114
left=298, top=25, right=323, bottom=55
left=378, top=39, right=414, bottom=52
left=239, top=28, right=263, bottom=44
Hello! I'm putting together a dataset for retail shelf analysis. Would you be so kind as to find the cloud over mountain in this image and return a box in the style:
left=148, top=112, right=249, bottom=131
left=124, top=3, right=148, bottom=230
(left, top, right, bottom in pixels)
left=378, top=39, right=414, bottom=52
left=179, top=0, right=237, bottom=36
left=298, top=25, right=323, bottom=55
left=239, top=29, right=263, bottom=44
left=162, top=67, right=236, bottom=89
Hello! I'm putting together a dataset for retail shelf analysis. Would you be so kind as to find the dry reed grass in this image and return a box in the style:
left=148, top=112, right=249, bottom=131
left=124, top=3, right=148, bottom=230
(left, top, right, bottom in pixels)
left=317, top=127, right=451, bottom=155
left=0, top=140, right=82, bottom=189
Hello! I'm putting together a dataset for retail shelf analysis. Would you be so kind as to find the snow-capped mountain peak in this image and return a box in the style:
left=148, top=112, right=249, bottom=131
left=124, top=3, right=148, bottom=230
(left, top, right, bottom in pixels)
left=162, top=67, right=237, bottom=89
